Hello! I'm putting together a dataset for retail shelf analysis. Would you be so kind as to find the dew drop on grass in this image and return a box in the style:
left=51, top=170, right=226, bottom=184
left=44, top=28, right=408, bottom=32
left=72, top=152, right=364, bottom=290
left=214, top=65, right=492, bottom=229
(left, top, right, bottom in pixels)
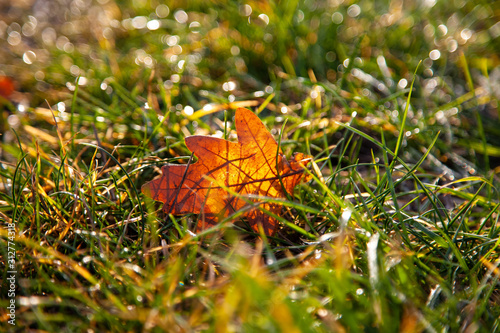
left=34, top=71, right=44, bottom=81
left=90, top=284, right=100, bottom=292
left=258, top=14, right=269, bottom=25
left=326, top=51, right=336, bottom=62
left=347, top=4, right=361, bottom=17
left=23, top=51, right=36, bottom=64
left=7, top=115, right=20, bottom=128
left=339, top=208, right=352, bottom=228
left=438, top=24, right=448, bottom=36
left=447, top=39, right=458, bottom=52
left=22, top=17, right=37, bottom=37
left=397, top=78, right=408, bottom=89
left=42, top=27, right=56, bottom=45
left=132, top=16, right=147, bottom=29
left=7, top=31, right=21, bottom=45
left=222, top=81, right=236, bottom=91
left=230, top=45, right=240, bottom=55
left=147, top=19, right=160, bottom=30
left=331, top=12, right=343, bottom=24
left=174, top=10, right=188, bottom=24
left=164, top=80, right=173, bottom=89
left=171, top=74, right=180, bottom=83
left=57, top=102, right=65, bottom=112
left=156, top=4, right=169, bottom=18
left=240, top=4, right=252, bottom=16
left=460, top=28, right=473, bottom=41
left=166, top=35, right=179, bottom=46
left=189, top=21, right=201, bottom=31
left=184, top=105, right=194, bottom=116
left=429, top=49, right=441, bottom=60
left=317, top=308, right=328, bottom=317
left=296, top=10, right=304, bottom=23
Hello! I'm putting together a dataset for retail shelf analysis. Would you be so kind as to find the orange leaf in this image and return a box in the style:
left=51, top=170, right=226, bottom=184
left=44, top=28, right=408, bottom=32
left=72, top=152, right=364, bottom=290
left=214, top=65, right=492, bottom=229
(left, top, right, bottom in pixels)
left=0, top=76, right=15, bottom=99
left=142, top=107, right=312, bottom=236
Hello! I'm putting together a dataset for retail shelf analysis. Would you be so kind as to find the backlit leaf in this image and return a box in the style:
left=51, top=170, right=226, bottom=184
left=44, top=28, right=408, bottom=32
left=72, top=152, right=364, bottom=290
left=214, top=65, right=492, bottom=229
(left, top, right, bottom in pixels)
left=142, top=107, right=312, bottom=236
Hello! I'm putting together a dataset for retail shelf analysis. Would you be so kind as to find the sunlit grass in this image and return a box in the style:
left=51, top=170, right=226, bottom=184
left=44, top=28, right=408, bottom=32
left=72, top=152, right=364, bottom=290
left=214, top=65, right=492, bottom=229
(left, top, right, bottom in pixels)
left=1, top=0, right=499, bottom=331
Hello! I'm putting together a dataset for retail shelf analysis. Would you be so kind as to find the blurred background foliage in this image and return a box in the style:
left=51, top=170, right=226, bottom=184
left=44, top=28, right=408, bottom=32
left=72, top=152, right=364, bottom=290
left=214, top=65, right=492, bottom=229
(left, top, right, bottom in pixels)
left=1, top=0, right=500, bottom=174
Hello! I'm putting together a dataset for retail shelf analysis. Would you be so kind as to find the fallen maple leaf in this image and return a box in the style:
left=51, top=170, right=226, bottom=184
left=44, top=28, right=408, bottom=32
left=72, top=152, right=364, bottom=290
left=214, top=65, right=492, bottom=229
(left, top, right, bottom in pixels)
left=142, top=107, right=312, bottom=236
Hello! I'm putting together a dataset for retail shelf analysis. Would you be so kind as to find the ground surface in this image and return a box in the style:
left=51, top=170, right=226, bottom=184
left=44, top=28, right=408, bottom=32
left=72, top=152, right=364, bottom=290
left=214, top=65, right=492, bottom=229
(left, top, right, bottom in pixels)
left=1, top=0, right=499, bottom=331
